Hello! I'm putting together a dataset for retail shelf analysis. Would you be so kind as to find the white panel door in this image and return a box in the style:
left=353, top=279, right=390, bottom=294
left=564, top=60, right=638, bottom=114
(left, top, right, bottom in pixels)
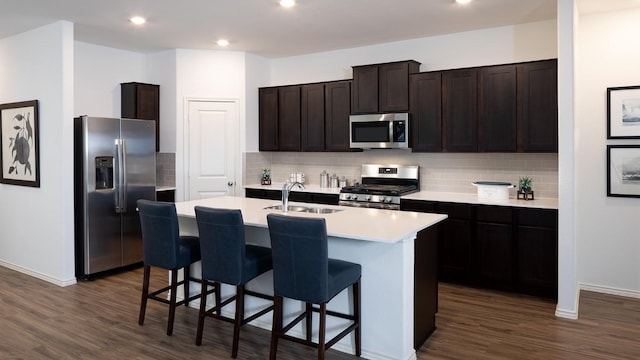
left=186, top=99, right=238, bottom=200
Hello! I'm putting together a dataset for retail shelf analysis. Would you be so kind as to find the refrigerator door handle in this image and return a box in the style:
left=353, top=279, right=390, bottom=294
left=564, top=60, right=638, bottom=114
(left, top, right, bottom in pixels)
left=115, top=139, right=125, bottom=213
left=121, top=138, right=128, bottom=213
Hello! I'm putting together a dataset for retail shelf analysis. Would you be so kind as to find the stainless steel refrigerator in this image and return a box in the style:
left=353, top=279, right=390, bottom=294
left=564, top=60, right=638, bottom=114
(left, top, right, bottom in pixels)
left=74, top=115, right=156, bottom=279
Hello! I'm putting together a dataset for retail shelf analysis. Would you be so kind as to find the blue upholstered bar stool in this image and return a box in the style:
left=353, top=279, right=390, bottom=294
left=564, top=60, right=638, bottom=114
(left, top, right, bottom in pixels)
left=266, top=214, right=361, bottom=360
left=194, top=207, right=274, bottom=358
left=137, top=199, right=216, bottom=336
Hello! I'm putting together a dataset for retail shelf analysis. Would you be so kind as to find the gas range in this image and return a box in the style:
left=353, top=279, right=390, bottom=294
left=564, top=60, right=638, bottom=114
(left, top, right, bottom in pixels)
left=339, top=164, right=419, bottom=210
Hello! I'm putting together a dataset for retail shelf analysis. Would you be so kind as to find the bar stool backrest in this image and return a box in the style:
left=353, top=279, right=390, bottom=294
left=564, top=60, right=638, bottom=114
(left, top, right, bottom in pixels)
left=267, top=214, right=329, bottom=304
left=137, top=199, right=181, bottom=269
left=194, top=207, right=247, bottom=285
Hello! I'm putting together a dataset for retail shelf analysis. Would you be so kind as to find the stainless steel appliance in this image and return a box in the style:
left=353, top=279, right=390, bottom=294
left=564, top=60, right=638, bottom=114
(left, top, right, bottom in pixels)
left=349, top=113, right=410, bottom=149
left=74, top=116, right=156, bottom=279
left=339, top=164, right=419, bottom=210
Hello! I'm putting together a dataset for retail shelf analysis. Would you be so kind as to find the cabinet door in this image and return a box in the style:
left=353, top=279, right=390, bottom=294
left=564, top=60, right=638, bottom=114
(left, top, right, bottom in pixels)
left=439, top=219, right=473, bottom=283
left=409, top=72, right=442, bottom=152
left=476, top=222, right=513, bottom=287
left=351, top=65, right=379, bottom=114
left=517, top=59, right=558, bottom=152
left=517, top=225, right=558, bottom=299
left=442, top=69, right=478, bottom=152
left=278, top=86, right=301, bottom=151
left=301, top=84, right=325, bottom=151
left=325, top=81, right=352, bottom=151
left=379, top=62, right=413, bottom=112
left=479, top=65, right=517, bottom=152
left=121, top=82, right=160, bottom=152
left=259, top=88, right=279, bottom=151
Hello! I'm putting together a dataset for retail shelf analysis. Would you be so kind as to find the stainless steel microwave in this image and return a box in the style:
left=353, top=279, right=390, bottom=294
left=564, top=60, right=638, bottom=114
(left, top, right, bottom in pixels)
left=349, top=113, right=410, bottom=149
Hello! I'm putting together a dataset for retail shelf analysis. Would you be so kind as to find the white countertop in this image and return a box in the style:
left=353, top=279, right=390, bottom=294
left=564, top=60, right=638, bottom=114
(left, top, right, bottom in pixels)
left=156, top=186, right=176, bottom=192
left=403, top=191, right=558, bottom=209
left=175, top=196, right=447, bottom=243
left=245, top=184, right=558, bottom=209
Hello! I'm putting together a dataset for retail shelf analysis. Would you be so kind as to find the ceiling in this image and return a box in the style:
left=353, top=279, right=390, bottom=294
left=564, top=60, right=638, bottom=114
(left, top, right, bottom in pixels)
left=0, top=0, right=637, bottom=58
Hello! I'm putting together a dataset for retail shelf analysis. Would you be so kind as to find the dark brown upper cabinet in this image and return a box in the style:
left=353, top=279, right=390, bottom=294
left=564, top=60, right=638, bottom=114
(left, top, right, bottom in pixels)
left=442, top=68, right=478, bottom=152
left=121, top=82, right=160, bottom=151
left=259, top=87, right=279, bottom=151
left=517, top=59, right=558, bottom=152
left=325, top=80, right=352, bottom=151
left=301, top=83, right=325, bottom=152
left=351, top=60, right=420, bottom=114
left=409, top=72, right=442, bottom=152
left=278, top=86, right=302, bottom=151
left=478, top=65, right=517, bottom=152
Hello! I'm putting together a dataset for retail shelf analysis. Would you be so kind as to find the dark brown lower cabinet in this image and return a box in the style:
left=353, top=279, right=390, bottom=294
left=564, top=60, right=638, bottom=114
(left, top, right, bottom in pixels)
left=245, top=188, right=339, bottom=206
left=401, top=199, right=557, bottom=300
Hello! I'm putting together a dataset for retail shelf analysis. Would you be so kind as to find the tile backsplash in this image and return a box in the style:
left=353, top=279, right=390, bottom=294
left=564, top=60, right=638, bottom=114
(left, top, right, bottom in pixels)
left=156, top=152, right=175, bottom=187
left=244, top=151, right=558, bottom=199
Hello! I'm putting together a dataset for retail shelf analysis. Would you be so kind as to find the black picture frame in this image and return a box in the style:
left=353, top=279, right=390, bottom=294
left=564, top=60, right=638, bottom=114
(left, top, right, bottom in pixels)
left=0, top=100, right=40, bottom=187
left=607, top=85, right=640, bottom=139
left=607, top=145, right=640, bottom=198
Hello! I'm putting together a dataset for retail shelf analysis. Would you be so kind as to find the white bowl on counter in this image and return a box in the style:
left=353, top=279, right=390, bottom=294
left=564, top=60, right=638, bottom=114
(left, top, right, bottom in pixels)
left=472, top=181, right=514, bottom=201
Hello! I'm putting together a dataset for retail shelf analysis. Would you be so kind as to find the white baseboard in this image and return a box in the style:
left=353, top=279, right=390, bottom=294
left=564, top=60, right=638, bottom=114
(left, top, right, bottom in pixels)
left=579, top=282, right=640, bottom=299
left=0, top=260, right=77, bottom=287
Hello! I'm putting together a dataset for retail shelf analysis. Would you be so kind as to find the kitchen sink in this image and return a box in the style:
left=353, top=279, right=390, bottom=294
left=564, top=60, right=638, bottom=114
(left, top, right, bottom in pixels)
left=262, top=205, right=342, bottom=214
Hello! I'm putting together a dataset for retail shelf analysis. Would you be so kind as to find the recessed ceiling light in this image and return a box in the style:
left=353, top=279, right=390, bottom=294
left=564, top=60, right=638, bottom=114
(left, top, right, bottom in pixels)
left=456, top=0, right=472, bottom=4
left=280, top=0, right=296, bottom=8
left=217, top=39, right=229, bottom=47
left=130, top=16, right=146, bottom=25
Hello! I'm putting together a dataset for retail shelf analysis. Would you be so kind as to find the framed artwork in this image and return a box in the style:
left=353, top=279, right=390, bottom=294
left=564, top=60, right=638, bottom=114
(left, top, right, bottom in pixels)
left=607, top=145, right=640, bottom=197
left=607, top=85, right=640, bottom=139
left=0, top=100, right=40, bottom=187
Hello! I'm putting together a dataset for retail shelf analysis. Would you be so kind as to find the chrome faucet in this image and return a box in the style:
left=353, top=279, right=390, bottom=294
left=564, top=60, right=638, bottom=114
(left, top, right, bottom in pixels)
left=282, top=179, right=305, bottom=212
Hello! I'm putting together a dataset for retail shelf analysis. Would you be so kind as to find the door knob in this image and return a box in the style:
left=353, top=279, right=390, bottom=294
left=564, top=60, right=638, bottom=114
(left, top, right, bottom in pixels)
left=228, top=181, right=234, bottom=186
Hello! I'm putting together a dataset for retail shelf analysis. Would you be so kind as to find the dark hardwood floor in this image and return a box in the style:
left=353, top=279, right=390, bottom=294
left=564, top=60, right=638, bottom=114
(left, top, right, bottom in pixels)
left=1, top=265, right=639, bottom=359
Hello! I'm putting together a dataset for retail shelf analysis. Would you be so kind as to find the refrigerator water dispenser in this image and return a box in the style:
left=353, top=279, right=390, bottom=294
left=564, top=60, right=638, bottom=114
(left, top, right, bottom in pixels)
left=95, top=156, right=114, bottom=190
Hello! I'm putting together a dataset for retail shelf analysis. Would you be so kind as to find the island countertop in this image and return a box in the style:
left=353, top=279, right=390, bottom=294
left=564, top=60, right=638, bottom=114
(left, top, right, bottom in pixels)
left=174, top=196, right=447, bottom=243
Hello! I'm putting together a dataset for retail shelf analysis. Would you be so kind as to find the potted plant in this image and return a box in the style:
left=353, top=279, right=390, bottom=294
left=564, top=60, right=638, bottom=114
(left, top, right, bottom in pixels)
left=517, top=176, right=534, bottom=200
left=261, top=168, right=271, bottom=185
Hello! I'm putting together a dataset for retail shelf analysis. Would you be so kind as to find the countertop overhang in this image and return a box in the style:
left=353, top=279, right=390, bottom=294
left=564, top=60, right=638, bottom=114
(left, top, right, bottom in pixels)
left=175, top=196, right=447, bottom=243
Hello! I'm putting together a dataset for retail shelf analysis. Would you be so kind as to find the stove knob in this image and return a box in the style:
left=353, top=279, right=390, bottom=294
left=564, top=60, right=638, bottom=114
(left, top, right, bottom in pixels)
left=383, top=197, right=390, bottom=203
left=352, top=195, right=358, bottom=201
left=365, top=195, right=372, bottom=201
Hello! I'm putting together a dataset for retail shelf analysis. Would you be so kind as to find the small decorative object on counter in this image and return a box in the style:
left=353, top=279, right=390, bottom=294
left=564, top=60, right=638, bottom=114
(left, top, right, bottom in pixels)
left=517, top=176, right=534, bottom=200
left=261, top=168, right=271, bottom=185
left=320, top=170, right=328, bottom=188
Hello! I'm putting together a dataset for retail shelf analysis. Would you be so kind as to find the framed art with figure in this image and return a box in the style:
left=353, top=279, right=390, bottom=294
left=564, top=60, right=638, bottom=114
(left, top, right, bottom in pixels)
left=0, top=100, right=40, bottom=187
left=607, top=145, right=640, bottom=198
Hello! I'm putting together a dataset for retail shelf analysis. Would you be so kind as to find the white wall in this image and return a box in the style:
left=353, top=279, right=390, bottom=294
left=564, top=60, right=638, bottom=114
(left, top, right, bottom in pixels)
left=0, top=21, right=76, bottom=285
left=173, top=49, right=247, bottom=201
left=74, top=41, right=146, bottom=117
left=269, top=20, right=557, bottom=85
left=146, top=50, right=177, bottom=152
left=244, top=53, right=271, bottom=153
left=576, top=7, right=640, bottom=297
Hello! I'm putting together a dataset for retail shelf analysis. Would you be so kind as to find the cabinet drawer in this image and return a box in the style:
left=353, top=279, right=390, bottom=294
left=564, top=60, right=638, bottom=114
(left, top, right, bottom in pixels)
left=401, top=199, right=437, bottom=213
left=438, top=202, right=473, bottom=220
left=476, top=205, right=512, bottom=224
left=518, top=208, right=557, bottom=228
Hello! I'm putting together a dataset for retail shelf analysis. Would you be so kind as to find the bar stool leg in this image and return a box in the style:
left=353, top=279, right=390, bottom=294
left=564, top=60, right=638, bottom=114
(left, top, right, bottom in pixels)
left=184, top=265, right=191, bottom=306
left=269, top=296, right=283, bottom=360
left=231, top=285, right=245, bottom=358
left=139, top=265, right=151, bottom=325
left=167, top=269, right=178, bottom=336
left=305, top=302, right=313, bottom=341
left=354, top=280, right=361, bottom=356
left=318, top=302, right=327, bottom=360
left=195, top=280, right=208, bottom=346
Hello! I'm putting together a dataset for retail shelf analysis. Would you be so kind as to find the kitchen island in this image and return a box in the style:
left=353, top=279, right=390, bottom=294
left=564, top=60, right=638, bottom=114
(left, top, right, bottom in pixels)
left=174, top=196, right=447, bottom=360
